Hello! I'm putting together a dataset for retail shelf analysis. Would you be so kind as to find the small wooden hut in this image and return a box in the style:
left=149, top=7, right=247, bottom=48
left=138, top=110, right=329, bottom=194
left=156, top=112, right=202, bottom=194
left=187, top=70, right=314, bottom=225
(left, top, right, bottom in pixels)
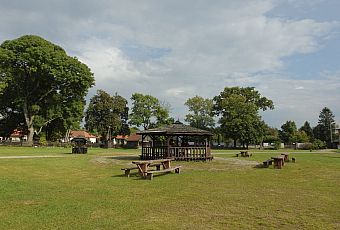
left=137, top=121, right=213, bottom=161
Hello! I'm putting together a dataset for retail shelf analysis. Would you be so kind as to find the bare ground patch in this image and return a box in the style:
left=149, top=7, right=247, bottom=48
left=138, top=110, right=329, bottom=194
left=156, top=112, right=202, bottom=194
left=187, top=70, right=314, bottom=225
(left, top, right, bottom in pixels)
left=89, top=155, right=259, bottom=171
left=180, top=157, right=259, bottom=171
left=89, top=155, right=139, bottom=166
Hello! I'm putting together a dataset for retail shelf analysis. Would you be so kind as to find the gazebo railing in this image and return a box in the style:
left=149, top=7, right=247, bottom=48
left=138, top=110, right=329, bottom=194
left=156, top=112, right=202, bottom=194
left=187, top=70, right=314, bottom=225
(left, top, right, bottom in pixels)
left=140, top=146, right=168, bottom=160
left=141, top=146, right=212, bottom=161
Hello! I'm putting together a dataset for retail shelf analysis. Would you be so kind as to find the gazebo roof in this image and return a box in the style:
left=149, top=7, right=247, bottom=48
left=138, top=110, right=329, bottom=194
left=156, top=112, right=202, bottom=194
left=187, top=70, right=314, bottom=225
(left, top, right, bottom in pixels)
left=137, top=121, right=213, bottom=136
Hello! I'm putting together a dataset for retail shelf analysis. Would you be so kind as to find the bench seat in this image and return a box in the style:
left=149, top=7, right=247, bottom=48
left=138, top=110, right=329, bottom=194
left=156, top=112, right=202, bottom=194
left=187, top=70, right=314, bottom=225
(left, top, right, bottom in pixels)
left=263, top=159, right=273, bottom=168
left=146, top=166, right=182, bottom=180
left=121, top=166, right=139, bottom=177
left=121, top=163, right=162, bottom=177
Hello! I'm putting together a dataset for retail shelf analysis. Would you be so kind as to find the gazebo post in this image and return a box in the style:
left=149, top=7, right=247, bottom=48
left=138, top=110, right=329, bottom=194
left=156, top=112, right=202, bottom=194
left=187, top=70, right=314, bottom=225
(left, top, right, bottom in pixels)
left=151, top=135, right=155, bottom=160
left=207, top=136, right=212, bottom=160
left=166, top=135, right=170, bottom=159
left=141, top=134, right=146, bottom=159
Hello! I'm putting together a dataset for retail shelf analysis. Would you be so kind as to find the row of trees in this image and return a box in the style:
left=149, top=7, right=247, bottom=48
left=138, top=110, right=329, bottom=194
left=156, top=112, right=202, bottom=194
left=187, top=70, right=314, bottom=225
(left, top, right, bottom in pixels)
left=0, top=35, right=338, bottom=148
left=84, top=86, right=275, bottom=149
left=84, top=91, right=174, bottom=141
left=275, top=107, right=337, bottom=148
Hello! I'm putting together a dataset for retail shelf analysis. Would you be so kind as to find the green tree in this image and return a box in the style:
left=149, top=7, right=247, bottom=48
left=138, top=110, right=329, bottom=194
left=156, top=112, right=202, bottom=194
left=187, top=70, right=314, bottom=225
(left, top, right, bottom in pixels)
left=85, top=90, right=129, bottom=141
left=296, top=130, right=309, bottom=143
left=0, top=35, right=94, bottom=144
left=129, top=93, right=172, bottom=129
left=213, top=87, right=274, bottom=148
left=313, top=107, right=335, bottom=147
left=279, top=121, right=297, bottom=144
left=184, top=95, right=214, bottom=130
left=299, top=121, right=314, bottom=142
left=263, top=125, right=280, bottom=143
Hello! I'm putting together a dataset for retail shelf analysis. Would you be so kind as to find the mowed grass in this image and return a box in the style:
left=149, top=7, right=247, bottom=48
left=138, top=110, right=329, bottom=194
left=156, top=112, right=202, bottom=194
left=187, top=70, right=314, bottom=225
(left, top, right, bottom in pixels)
left=0, top=146, right=138, bottom=156
left=0, top=147, right=339, bottom=229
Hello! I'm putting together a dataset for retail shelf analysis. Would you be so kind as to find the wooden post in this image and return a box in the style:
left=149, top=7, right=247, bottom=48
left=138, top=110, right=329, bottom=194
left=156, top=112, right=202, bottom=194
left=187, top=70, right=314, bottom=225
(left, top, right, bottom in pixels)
left=141, top=135, right=145, bottom=159
left=151, top=136, right=155, bottom=160
left=166, top=135, right=171, bottom=159
left=205, top=136, right=208, bottom=160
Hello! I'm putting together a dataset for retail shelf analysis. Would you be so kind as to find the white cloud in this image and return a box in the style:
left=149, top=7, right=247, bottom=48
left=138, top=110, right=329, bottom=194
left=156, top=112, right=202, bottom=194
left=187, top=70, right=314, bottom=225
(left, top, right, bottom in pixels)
left=0, top=0, right=339, bottom=128
left=295, top=86, right=305, bottom=90
left=165, top=87, right=195, bottom=97
left=78, top=38, right=142, bottom=82
left=255, top=73, right=340, bottom=127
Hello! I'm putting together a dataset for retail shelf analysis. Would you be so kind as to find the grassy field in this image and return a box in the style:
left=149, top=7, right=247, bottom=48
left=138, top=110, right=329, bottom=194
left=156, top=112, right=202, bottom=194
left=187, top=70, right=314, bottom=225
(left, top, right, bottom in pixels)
left=0, top=147, right=339, bottom=229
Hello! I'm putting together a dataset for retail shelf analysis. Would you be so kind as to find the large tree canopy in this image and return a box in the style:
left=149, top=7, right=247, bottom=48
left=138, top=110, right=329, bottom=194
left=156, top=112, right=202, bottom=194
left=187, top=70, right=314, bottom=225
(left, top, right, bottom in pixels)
left=213, top=87, right=274, bottom=148
left=129, top=93, right=173, bottom=130
left=0, top=35, right=94, bottom=144
left=184, top=95, right=214, bottom=130
left=85, top=90, right=129, bottom=140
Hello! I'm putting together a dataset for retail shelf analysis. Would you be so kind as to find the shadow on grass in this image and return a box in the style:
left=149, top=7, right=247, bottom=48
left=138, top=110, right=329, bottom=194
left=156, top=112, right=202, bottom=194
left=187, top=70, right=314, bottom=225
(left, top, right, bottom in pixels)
left=64, top=153, right=88, bottom=155
left=106, top=155, right=140, bottom=161
left=253, top=163, right=270, bottom=169
left=112, top=171, right=173, bottom=180
left=321, top=156, right=340, bottom=159
left=112, top=173, right=146, bottom=180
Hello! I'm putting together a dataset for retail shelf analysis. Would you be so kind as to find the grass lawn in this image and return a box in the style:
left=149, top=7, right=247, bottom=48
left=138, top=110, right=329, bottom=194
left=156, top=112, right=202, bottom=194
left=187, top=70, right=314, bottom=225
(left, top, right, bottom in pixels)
left=0, top=146, right=138, bottom=156
left=0, top=147, right=339, bottom=229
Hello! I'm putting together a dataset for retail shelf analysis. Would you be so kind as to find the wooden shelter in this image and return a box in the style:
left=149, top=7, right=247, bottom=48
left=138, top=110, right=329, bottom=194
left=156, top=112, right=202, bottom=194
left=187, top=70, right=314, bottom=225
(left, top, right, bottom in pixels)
left=71, top=137, right=88, bottom=154
left=137, top=121, right=213, bottom=161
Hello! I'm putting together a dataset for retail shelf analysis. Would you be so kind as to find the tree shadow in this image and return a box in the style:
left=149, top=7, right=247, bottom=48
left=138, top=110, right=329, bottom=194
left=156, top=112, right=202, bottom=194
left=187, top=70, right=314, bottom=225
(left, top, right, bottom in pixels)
left=321, top=156, right=340, bottom=159
left=112, top=173, right=145, bottom=180
left=253, top=163, right=269, bottom=169
left=106, top=155, right=140, bottom=161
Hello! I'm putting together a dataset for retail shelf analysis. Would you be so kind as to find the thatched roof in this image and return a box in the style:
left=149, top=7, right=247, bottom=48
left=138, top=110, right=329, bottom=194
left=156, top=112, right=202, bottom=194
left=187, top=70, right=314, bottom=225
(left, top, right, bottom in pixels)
left=137, top=121, right=213, bottom=136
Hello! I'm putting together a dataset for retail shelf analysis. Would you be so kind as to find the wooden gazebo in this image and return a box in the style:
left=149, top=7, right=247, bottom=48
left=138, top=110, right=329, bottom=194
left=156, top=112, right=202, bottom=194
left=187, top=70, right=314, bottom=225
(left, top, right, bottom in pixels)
left=137, top=121, right=213, bottom=161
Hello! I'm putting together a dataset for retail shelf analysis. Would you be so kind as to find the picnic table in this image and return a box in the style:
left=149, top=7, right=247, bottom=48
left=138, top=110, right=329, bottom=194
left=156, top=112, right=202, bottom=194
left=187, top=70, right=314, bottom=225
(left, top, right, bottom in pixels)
left=271, top=156, right=285, bottom=169
left=237, top=151, right=252, bottom=157
left=281, top=153, right=290, bottom=162
left=131, top=159, right=181, bottom=179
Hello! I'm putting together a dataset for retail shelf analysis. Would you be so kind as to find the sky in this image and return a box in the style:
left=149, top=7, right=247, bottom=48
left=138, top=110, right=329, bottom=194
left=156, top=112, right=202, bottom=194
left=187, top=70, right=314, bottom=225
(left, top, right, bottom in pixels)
left=0, top=0, right=339, bottom=128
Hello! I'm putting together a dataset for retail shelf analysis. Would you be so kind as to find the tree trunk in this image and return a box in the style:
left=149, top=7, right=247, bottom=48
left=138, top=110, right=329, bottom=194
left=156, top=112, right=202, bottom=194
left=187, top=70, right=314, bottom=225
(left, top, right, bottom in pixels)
left=233, top=139, right=237, bottom=148
left=23, top=99, right=34, bottom=146
left=27, top=126, right=34, bottom=145
left=65, top=129, right=71, bottom=143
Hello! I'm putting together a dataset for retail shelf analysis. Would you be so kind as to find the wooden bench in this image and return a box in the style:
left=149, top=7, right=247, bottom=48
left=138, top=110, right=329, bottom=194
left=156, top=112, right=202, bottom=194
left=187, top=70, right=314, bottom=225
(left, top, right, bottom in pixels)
left=146, top=166, right=181, bottom=180
left=238, top=151, right=252, bottom=157
left=245, top=152, right=252, bottom=157
left=121, top=163, right=162, bottom=177
left=281, top=153, right=290, bottom=162
left=121, top=166, right=138, bottom=177
left=263, top=159, right=273, bottom=168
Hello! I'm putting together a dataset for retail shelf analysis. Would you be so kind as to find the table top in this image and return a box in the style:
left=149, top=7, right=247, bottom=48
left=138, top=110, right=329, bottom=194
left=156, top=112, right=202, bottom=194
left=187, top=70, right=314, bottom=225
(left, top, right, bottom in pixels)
left=132, top=159, right=171, bottom=164
left=271, top=156, right=285, bottom=160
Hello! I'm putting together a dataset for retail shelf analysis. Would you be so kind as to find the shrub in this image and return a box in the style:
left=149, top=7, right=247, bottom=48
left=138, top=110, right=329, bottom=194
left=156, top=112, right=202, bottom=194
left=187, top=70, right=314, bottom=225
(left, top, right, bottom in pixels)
left=297, top=143, right=313, bottom=150
left=273, top=141, right=281, bottom=150
left=312, top=139, right=326, bottom=150
left=39, top=135, right=48, bottom=146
